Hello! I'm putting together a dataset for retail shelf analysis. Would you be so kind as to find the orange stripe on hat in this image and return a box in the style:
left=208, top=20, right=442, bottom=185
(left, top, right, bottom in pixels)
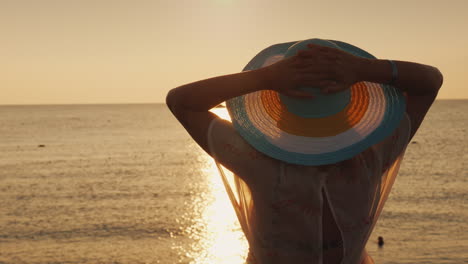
left=259, top=82, right=370, bottom=137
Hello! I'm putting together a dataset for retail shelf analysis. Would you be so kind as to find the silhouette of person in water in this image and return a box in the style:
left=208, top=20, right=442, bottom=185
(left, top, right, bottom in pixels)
left=378, top=236, right=384, bottom=247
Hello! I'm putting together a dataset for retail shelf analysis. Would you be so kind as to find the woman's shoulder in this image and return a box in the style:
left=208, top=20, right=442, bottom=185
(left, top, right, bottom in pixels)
left=207, top=117, right=280, bottom=185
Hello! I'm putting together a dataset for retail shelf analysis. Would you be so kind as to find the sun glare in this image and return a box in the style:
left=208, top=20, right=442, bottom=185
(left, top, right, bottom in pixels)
left=210, top=106, right=231, bottom=121
left=184, top=153, right=248, bottom=263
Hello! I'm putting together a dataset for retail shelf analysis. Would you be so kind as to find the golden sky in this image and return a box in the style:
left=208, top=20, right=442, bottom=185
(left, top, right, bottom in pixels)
left=1, top=0, right=467, bottom=105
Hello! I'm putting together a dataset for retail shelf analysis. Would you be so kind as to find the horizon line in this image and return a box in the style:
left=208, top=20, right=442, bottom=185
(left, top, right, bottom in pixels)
left=0, top=98, right=466, bottom=107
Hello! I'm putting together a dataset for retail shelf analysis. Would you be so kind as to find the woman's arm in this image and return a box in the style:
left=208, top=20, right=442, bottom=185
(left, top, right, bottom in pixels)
left=166, top=70, right=265, bottom=114
left=356, top=59, right=443, bottom=96
left=297, top=44, right=444, bottom=140
left=295, top=44, right=444, bottom=97
left=166, top=52, right=327, bottom=113
left=356, top=58, right=444, bottom=140
left=166, top=70, right=264, bottom=154
left=166, top=52, right=328, bottom=154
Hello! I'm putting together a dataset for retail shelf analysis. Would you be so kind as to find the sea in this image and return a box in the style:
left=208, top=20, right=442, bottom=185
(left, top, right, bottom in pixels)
left=0, top=100, right=466, bottom=264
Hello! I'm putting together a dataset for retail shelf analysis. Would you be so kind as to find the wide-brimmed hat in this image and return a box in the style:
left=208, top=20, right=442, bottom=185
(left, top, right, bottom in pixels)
left=226, top=38, right=406, bottom=166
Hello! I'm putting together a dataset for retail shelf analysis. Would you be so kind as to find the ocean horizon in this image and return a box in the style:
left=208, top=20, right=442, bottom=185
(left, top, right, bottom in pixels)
left=0, top=100, right=466, bottom=263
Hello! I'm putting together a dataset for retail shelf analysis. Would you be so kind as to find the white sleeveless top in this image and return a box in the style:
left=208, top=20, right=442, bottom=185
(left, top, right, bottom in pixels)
left=207, top=114, right=411, bottom=264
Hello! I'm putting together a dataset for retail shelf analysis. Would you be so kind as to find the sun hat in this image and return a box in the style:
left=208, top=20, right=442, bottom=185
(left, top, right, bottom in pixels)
left=225, top=38, right=406, bottom=166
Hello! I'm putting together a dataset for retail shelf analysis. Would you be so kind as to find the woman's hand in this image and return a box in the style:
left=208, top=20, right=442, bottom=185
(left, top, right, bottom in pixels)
left=262, top=44, right=364, bottom=96
left=298, top=44, right=365, bottom=94
left=260, top=55, right=325, bottom=98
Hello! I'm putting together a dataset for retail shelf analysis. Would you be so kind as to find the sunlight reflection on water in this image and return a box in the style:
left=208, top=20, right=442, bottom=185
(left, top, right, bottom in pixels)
left=180, top=107, right=248, bottom=264
left=184, top=153, right=248, bottom=264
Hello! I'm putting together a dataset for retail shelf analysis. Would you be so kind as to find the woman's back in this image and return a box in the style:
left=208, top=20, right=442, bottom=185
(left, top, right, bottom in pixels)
left=208, top=114, right=411, bottom=264
left=166, top=38, right=442, bottom=263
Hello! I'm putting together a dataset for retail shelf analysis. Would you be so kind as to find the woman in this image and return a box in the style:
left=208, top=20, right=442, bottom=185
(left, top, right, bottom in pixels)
left=166, top=39, right=443, bottom=264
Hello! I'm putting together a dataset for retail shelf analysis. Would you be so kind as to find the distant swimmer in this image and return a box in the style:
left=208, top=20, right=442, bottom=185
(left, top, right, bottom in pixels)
left=378, top=236, right=384, bottom=247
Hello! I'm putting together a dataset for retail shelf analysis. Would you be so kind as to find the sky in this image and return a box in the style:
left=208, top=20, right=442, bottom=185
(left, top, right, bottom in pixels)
left=1, top=0, right=467, bottom=105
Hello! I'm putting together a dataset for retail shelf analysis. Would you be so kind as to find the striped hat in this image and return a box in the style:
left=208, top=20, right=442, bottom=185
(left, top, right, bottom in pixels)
left=226, top=38, right=406, bottom=166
